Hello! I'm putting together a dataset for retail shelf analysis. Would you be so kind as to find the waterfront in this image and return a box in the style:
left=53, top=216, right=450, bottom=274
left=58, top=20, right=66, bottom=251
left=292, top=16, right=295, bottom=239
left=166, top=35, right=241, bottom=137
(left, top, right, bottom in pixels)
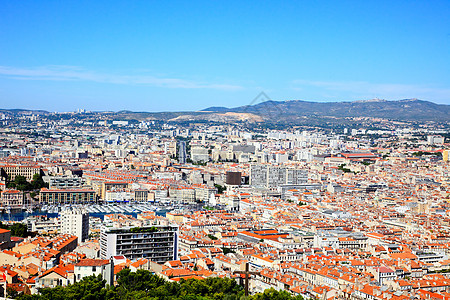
left=0, top=204, right=172, bottom=221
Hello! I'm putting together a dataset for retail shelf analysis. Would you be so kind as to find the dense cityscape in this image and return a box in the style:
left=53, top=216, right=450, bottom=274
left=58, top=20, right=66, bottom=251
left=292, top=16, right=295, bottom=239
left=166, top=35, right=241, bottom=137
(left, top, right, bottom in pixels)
left=2, top=0, right=450, bottom=298
left=0, top=109, right=448, bottom=299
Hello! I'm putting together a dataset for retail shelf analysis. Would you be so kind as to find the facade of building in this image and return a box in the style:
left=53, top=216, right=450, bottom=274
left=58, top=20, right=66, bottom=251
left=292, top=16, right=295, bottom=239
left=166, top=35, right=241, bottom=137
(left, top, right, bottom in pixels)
left=267, top=166, right=286, bottom=188
left=39, top=188, right=97, bottom=204
left=60, top=209, right=89, bottom=243
left=100, top=225, right=178, bottom=263
left=190, top=147, right=209, bottom=163
left=27, top=215, right=60, bottom=234
left=226, top=171, right=242, bottom=186
left=194, top=186, right=216, bottom=202
left=178, top=141, right=187, bottom=164
left=0, top=228, right=11, bottom=250
left=286, top=169, right=308, bottom=185
left=443, top=150, right=449, bottom=162
left=74, top=259, right=113, bottom=286
left=0, top=165, right=42, bottom=181
left=250, top=165, right=308, bottom=188
left=427, top=135, right=445, bottom=145
left=0, top=189, right=23, bottom=209
left=169, top=187, right=196, bottom=204
left=134, top=189, right=148, bottom=202
left=47, top=176, right=86, bottom=189
left=250, top=165, right=268, bottom=188
left=101, top=182, right=129, bottom=200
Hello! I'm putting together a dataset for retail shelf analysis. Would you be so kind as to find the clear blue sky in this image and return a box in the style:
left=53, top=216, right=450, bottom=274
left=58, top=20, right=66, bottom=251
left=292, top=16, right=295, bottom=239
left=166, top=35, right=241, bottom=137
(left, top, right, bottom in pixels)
left=1, top=0, right=449, bottom=111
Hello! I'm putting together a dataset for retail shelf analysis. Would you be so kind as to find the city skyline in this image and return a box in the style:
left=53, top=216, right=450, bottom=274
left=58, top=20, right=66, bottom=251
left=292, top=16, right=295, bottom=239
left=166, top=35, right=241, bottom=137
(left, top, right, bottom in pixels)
left=1, top=0, right=449, bottom=111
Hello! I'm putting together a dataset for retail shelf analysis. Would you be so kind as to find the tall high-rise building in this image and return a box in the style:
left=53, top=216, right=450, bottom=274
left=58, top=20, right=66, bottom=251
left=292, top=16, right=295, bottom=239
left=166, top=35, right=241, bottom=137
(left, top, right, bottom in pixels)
left=178, top=141, right=187, bottom=164
left=60, top=208, right=89, bottom=243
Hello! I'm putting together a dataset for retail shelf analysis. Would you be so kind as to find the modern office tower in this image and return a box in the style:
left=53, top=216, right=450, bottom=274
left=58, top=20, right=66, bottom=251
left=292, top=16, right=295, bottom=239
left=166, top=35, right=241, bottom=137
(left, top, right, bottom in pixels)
left=178, top=141, right=187, bottom=164
left=100, top=225, right=179, bottom=263
left=60, top=208, right=89, bottom=243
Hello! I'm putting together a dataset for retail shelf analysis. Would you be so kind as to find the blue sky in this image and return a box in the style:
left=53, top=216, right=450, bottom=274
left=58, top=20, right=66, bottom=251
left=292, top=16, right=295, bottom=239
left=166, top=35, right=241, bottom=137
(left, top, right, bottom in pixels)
left=1, top=1, right=449, bottom=111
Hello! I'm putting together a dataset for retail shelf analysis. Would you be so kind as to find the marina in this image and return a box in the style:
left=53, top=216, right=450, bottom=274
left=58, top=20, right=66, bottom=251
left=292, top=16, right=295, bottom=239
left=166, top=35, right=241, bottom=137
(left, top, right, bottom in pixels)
left=0, top=203, right=180, bottom=221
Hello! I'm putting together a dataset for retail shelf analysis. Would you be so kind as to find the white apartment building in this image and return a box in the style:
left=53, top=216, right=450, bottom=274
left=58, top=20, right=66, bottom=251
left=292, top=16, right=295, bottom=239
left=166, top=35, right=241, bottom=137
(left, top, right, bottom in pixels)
left=250, top=165, right=268, bottom=188
left=427, top=135, right=445, bottom=145
left=267, top=166, right=286, bottom=188
left=190, top=146, right=209, bottom=163
left=74, top=259, right=114, bottom=286
left=250, top=164, right=308, bottom=189
left=60, top=208, right=89, bottom=242
left=286, top=169, right=308, bottom=185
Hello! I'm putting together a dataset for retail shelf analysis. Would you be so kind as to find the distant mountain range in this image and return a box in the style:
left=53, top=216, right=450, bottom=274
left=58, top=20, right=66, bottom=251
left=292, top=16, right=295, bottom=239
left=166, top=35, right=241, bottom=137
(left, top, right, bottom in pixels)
left=202, top=99, right=450, bottom=122
left=1, top=99, right=449, bottom=124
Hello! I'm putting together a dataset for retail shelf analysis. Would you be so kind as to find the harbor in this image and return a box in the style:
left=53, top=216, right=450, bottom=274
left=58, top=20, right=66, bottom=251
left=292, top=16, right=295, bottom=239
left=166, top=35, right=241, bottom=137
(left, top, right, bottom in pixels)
left=0, top=203, right=183, bottom=221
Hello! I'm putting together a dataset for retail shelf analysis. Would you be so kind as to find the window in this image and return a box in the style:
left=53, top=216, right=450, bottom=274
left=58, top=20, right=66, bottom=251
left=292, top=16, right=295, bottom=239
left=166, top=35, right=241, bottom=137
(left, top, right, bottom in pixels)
left=92, top=266, right=96, bottom=272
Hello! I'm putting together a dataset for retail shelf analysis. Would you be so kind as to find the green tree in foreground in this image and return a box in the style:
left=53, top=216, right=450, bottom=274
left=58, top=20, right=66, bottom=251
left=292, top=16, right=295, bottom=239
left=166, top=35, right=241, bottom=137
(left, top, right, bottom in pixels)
left=17, top=270, right=303, bottom=300
left=250, top=288, right=304, bottom=300
left=0, top=222, right=29, bottom=238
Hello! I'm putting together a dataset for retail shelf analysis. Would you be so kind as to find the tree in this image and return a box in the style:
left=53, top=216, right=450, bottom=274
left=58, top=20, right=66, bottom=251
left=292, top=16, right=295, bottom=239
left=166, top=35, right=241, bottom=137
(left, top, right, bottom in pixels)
left=6, top=286, right=20, bottom=299
left=250, top=288, right=304, bottom=300
left=10, top=223, right=28, bottom=237
left=223, top=247, right=235, bottom=255
left=214, top=184, right=225, bottom=194
left=19, top=275, right=107, bottom=300
left=12, top=175, right=31, bottom=191
left=31, top=174, right=47, bottom=190
left=0, top=222, right=29, bottom=238
left=16, top=270, right=304, bottom=300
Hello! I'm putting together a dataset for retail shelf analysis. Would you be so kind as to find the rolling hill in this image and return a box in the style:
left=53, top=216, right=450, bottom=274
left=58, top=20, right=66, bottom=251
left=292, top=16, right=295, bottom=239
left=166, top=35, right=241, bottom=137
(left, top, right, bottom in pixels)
left=202, top=99, right=450, bottom=122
